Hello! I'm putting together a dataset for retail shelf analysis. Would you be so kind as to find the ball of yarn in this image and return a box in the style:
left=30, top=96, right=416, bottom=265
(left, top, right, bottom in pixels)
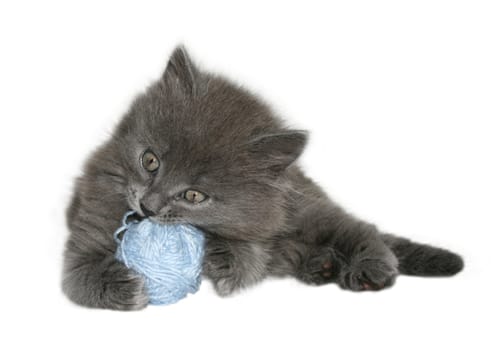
left=114, top=211, right=205, bottom=305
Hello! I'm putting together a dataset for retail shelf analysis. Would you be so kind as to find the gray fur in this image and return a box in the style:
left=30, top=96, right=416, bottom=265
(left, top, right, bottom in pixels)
left=62, top=46, right=464, bottom=310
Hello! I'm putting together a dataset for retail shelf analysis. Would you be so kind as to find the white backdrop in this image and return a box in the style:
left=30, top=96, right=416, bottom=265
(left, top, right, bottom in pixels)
left=0, top=1, right=492, bottom=349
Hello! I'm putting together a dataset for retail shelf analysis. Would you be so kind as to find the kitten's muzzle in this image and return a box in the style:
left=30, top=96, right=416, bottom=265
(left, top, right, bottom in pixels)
left=140, top=203, right=156, bottom=217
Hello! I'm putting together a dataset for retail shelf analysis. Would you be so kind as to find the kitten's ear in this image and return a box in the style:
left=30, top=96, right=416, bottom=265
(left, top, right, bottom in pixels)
left=246, top=131, right=308, bottom=173
left=162, top=46, right=199, bottom=96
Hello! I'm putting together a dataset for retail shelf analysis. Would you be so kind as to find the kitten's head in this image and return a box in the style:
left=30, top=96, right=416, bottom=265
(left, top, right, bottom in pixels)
left=86, top=47, right=307, bottom=240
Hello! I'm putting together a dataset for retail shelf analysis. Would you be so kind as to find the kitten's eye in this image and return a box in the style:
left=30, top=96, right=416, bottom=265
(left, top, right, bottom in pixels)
left=141, top=150, right=160, bottom=173
left=183, top=190, right=207, bottom=204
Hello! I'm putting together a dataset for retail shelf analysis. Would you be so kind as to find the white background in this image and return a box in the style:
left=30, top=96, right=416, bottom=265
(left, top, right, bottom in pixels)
left=0, top=1, right=492, bottom=349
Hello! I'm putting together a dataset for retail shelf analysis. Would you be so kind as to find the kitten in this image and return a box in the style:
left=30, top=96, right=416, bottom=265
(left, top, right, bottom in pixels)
left=62, top=47, right=463, bottom=310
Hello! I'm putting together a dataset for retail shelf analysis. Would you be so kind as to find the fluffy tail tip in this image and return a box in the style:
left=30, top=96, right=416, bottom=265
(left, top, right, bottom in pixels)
left=401, top=249, right=465, bottom=276
left=433, top=251, right=464, bottom=276
left=383, top=234, right=464, bottom=277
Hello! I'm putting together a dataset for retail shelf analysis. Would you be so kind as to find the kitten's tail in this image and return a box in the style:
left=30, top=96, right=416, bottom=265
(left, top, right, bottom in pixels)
left=381, top=234, right=464, bottom=276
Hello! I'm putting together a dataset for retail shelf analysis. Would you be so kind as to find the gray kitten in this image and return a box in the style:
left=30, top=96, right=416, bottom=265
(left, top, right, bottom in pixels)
left=62, top=47, right=463, bottom=310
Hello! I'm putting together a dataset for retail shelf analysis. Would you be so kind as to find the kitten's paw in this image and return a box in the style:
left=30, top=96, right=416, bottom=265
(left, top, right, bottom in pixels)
left=213, top=275, right=240, bottom=297
left=297, top=247, right=342, bottom=285
left=102, top=262, right=149, bottom=310
left=339, top=258, right=398, bottom=292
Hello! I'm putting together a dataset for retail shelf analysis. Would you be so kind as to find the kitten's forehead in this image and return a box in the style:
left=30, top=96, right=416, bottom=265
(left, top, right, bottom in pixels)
left=128, top=76, right=281, bottom=153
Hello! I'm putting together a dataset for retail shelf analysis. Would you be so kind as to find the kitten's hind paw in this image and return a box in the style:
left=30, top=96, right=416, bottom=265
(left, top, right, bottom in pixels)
left=297, top=247, right=342, bottom=285
left=339, top=258, right=398, bottom=292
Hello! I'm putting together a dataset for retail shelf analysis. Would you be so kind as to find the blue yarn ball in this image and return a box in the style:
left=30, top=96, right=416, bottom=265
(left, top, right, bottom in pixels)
left=114, top=211, right=205, bottom=306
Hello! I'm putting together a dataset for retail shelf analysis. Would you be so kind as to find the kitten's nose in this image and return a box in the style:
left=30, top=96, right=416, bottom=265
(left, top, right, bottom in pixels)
left=140, top=203, right=156, bottom=217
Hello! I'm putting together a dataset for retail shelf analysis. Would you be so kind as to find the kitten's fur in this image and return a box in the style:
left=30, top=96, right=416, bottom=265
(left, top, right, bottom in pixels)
left=62, top=47, right=463, bottom=310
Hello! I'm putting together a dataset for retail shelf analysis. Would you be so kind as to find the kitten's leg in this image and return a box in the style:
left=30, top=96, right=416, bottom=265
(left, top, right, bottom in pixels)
left=203, top=234, right=270, bottom=297
left=62, top=194, right=148, bottom=310
left=63, top=248, right=148, bottom=310
left=270, top=240, right=343, bottom=285
left=282, top=168, right=399, bottom=292
left=296, top=245, right=346, bottom=285
left=296, top=200, right=399, bottom=291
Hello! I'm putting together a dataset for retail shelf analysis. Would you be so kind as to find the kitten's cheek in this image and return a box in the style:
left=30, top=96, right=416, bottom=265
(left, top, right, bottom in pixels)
left=126, top=187, right=142, bottom=213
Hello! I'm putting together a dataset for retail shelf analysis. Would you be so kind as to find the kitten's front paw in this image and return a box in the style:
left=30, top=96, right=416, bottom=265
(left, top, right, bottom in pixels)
left=213, top=276, right=239, bottom=297
left=102, top=261, right=149, bottom=310
left=339, top=258, right=398, bottom=292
